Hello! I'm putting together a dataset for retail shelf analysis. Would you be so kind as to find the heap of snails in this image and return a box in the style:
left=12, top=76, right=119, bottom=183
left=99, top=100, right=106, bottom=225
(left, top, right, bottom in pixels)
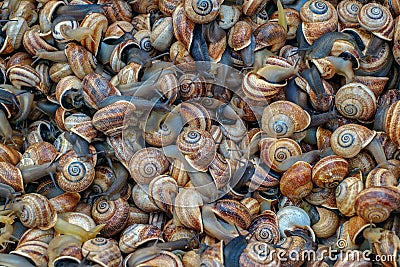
left=0, top=0, right=400, bottom=266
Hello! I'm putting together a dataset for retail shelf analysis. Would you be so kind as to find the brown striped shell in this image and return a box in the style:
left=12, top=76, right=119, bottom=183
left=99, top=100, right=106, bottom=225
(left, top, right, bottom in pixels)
left=80, top=13, right=108, bottom=56
left=358, top=3, right=394, bottom=41
left=365, top=168, right=398, bottom=188
left=280, top=161, right=313, bottom=201
left=335, top=173, right=364, bottom=217
left=312, top=155, right=349, bottom=189
left=119, top=224, right=163, bottom=254
left=82, top=73, right=121, bottom=110
left=82, top=238, right=123, bottom=267
left=249, top=210, right=280, bottom=244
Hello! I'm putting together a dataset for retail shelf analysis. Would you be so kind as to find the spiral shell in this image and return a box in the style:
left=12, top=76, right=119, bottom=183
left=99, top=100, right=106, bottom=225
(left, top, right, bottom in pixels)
left=64, top=113, right=98, bottom=143
left=82, top=73, right=121, bottom=110
left=354, top=186, right=400, bottom=223
left=148, top=175, right=178, bottom=214
left=300, top=0, right=338, bottom=45
left=178, top=73, right=207, bottom=101
left=129, top=147, right=170, bottom=185
left=228, top=20, right=252, bottom=51
left=384, top=100, right=400, bottom=147
left=312, top=155, right=349, bottom=189
left=358, top=3, right=394, bottom=41
left=276, top=206, right=311, bottom=237
left=254, top=22, right=287, bottom=52
left=177, top=129, right=217, bottom=172
left=179, top=102, right=212, bottom=131
left=365, top=168, right=398, bottom=188
left=335, top=174, right=364, bottom=217
left=16, top=193, right=57, bottom=230
left=183, top=0, right=222, bottom=24
left=82, top=238, right=123, bottom=267
left=239, top=241, right=281, bottom=267
left=335, top=83, right=377, bottom=122
left=262, top=101, right=311, bottom=138
left=65, top=43, right=97, bottom=80
left=259, top=137, right=302, bottom=172
left=20, top=141, right=58, bottom=166
left=280, top=161, right=313, bottom=201
left=337, top=0, right=362, bottom=30
left=242, top=72, right=286, bottom=101
left=249, top=210, right=280, bottom=244
left=174, top=188, right=203, bottom=232
left=80, top=13, right=108, bottom=56
left=312, top=207, right=340, bottom=239
left=330, top=124, right=376, bottom=158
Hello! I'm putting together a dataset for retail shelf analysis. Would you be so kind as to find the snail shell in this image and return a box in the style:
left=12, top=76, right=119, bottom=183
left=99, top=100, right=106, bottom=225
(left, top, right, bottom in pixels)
left=183, top=0, right=222, bottom=24
left=131, top=184, right=161, bottom=213
left=261, top=100, right=311, bottom=138
left=91, top=197, right=130, bottom=237
left=242, top=71, right=286, bottom=102
left=312, top=155, right=348, bottom=189
left=384, top=100, right=400, bottom=148
left=65, top=43, right=97, bottom=80
left=228, top=20, right=252, bottom=51
left=280, top=161, right=313, bottom=201
left=259, top=137, right=302, bottom=172
left=129, top=147, right=170, bottom=185
left=55, top=75, right=84, bottom=111
left=179, top=102, right=212, bottom=131
left=249, top=210, right=280, bottom=244
left=276, top=206, right=311, bottom=237
left=337, top=0, right=362, bottom=30
left=20, top=141, right=58, bottom=166
left=0, top=143, right=21, bottom=165
left=160, top=0, right=182, bottom=16
left=82, top=238, right=123, bottom=267
left=173, top=4, right=194, bottom=51
left=99, top=0, right=132, bottom=22
left=239, top=241, right=281, bottom=267
left=358, top=3, right=394, bottom=41
left=311, top=207, right=340, bottom=239
left=15, top=193, right=57, bottom=230
left=80, top=13, right=108, bottom=56
left=335, top=82, right=377, bottom=122
left=254, top=21, right=287, bottom=52
left=119, top=223, right=162, bottom=254
left=371, top=229, right=399, bottom=266
left=11, top=240, right=49, bottom=267
left=270, top=8, right=301, bottom=40
left=64, top=113, right=98, bottom=143
left=354, top=186, right=400, bottom=223
left=49, top=192, right=81, bottom=213
left=148, top=175, right=178, bottom=214
left=82, top=73, right=121, bottom=110
left=330, top=123, right=376, bottom=158
left=174, top=188, right=203, bottom=232
left=177, top=129, right=217, bottom=172
left=7, top=65, right=42, bottom=90
left=56, top=153, right=95, bottom=193
left=136, top=250, right=184, bottom=267
left=0, top=161, right=23, bottom=192
left=335, top=174, right=364, bottom=217
left=178, top=74, right=207, bottom=101
left=150, top=17, right=174, bottom=52
left=365, top=168, right=398, bottom=188
left=92, top=100, right=137, bottom=137
left=218, top=5, right=240, bottom=30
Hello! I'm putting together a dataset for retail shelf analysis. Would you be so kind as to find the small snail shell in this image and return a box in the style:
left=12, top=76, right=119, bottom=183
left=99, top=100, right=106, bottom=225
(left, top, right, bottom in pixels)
left=169, top=159, right=189, bottom=186
left=56, top=153, right=95, bottom=193
left=82, top=238, right=123, bottom=267
left=358, top=3, right=394, bottom=41
left=174, top=188, right=203, bottom=232
left=82, top=72, right=121, bottom=110
left=65, top=43, right=97, bottom=80
left=178, top=74, right=207, bottom=101
left=261, top=100, right=311, bottom=138
left=49, top=192, right=81, bottom=213
left=254, top=21, right=287, bottom=52
left=300, top=0, right=338, bottom=45
left=49, top=62, right=73, bottom=83
left=177, top=129, right=217, bottom=172
left=347, top=151, right=376, bottom=175
left=239, top=241, right=281, bottom=267
left=179, top=102, right=212, bottom=131
left=131, top=184, right=161, bottom=213
left=276, top=206, right=311, bottom=237
left=148, top=175, right=178, bottom=214
left=10, top=240, right=49, bottom=267
left=129, top=147, right=170, bottom=185
left=91, top=197, right=129, bottom=237
left=173, top=4, right=194, bottom=51
left=280, top=161, right=313, bottom=201
left=249, top=210, right=280, bottom=244
left=119, top=223, right=162, bottom=254
left=354, top=186, right=400, bottom=223
left=20, top=141, right=58, bottom=166
left=312, top=155, right=348, bottom=189
left=335, top=174, right=364, bottom=217
left=160, top=0, right=182, bottom=16
left=365, top=168, right=398, bottom=188
left=0, top=143, right=21, bottom=165
left=47, top=235, right=82, bottom=267
left=99, top=0, right=132, bottom=22
left=135, top=250, right=184, bottom=267
left=150, top=17, right=174, bottom=52
left=370, top=229, right=399, bottom=266
left=218, top=5, right=240, bottom=30
left=242, top=71, right=286, bottom=102
left=80, top=13, right=108, bottom=56
left=259, top=137, right=302, bottom=172
left=0, top=161, right=23, bottom=192
left=270, top=8, right=301, bottom=40
left=335, top=83, right=377, bottom=122
left=183, top=0, right=222, bottom=24
left=247, top=164, right=279, bottom=192
left=383, top=100, right=400, bottom=148
left=241, top=197, right=260, bottom=218
left=64, top=113, right=98, bottom=143
left=305, top=187, right=334, bottom=206
left=330, top=123, right=376, bottom=158
left=22, top=25, right=58, bottom=56
left=337, top=0, right=362, bottom=30
left=311, top=207, right=340, bottom=239
left=228, top=20, right=252, bottom=51
left=7, top=65, right=42, bottom=90
left=14, top=193, right=57, bottom=230
left=92, top=100, right=137, bottom=137
left=55, top=75, right=84, bottom=111
left=209, top=153, right=232, bottom=190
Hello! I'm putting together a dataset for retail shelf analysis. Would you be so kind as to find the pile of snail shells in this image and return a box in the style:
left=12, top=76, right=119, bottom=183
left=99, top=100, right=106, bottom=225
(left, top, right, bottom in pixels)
left=0, top=0, right=400, bottom=266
